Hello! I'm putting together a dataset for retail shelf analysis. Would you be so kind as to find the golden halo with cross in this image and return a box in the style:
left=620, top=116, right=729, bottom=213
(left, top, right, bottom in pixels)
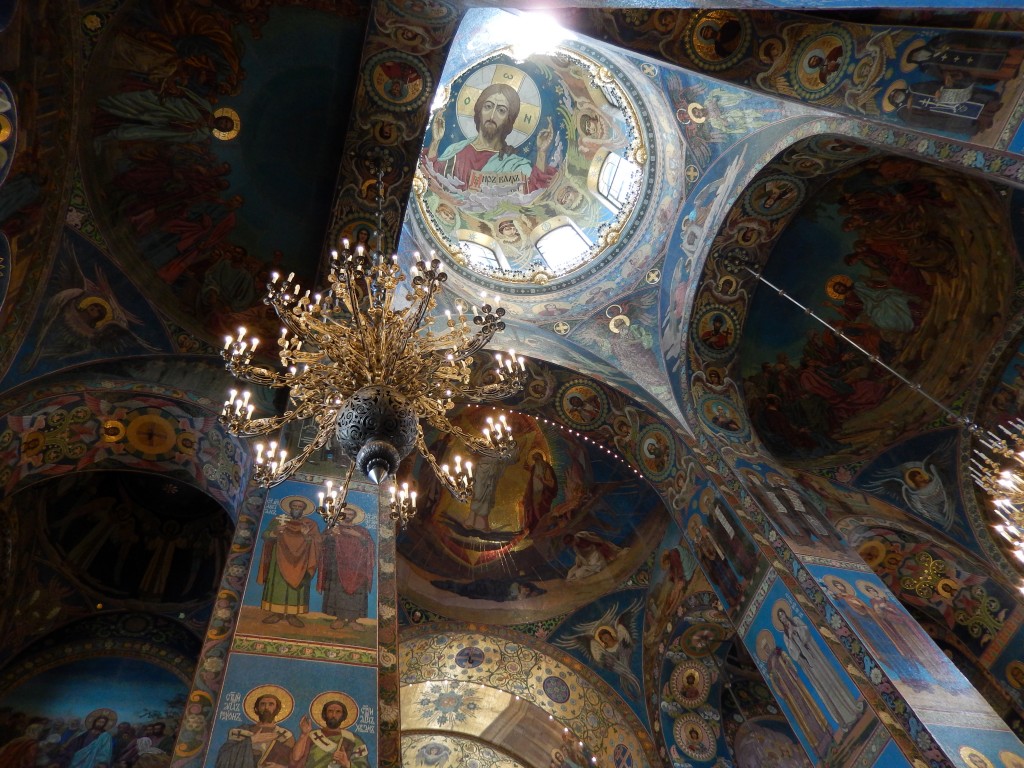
left=243, top=684, right=294, bottom=724
left=453, top=62, right=543, bottom=148
left=309, top=692, right=359, bottom=729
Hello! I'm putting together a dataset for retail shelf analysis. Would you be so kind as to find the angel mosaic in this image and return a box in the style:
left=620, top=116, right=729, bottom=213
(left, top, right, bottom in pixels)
left=553, top=597, right=644, bottom=700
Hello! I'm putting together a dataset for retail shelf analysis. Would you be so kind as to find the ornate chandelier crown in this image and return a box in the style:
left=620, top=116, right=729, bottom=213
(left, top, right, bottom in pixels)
left=219, top=177, right=526, bottom=527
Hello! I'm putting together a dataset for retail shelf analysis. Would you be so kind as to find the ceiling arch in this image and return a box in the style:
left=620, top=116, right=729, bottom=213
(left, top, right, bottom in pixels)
left=400, top=627, right=658, bottom=768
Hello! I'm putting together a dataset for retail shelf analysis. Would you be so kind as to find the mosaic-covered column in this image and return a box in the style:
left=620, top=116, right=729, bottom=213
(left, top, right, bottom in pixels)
left=733, top=458, right=1024, bottom=768
left=674, top=474, right=910, bottom=767
left=178, top=475, right=400, bottom=768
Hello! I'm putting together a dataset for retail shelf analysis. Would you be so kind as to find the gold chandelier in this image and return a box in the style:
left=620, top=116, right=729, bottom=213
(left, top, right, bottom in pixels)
left=971, top=425, right=1024, bottom=565
left=219, top=191, right=525, bottom=527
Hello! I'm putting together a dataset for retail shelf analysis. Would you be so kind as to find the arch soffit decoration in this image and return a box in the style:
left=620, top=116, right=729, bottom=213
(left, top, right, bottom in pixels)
left=0, top=369, right=249, bottom=517
left=672, top=125, right=1022, bottom=579
left=400, top=626, right=658, bottom=768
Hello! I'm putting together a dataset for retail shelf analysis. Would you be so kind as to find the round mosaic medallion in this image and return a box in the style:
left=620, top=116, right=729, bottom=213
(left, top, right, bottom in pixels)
left=679, top=622, right=727, bottom=657
left=413, top=44, right=651, bottom=292
left=454, top=646, right=485, bottom=668
left=673, top=714, right=716, bottom=761
left=682, top=11, right=751, bottom=72
left=365, top=51, right=431, bottom=112
left=542, top=674, right=571, bottom=703
left=556, top=380, right=608, bottom=429
left=697, top=394, right=747, bottom=439
left=791, top=29, right=853, bottom=101
left=639, top=425, right=674, bottom=481
left=692, top=305, right=738, bottom=359
left=670, top=662, right=710, bottom=708
left=741, top=174, right=805, bottom=220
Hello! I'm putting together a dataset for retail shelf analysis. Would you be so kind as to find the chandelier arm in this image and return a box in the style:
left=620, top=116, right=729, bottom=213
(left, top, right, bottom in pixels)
left=418, top=415, right=510, bottom=459
left=448, top=381, right=525, bottom=401
left=415, top=429, right=472, bottom=503
left=225, top=364, right=294, bottom=390
left=261, top=416, right=339, bottom=485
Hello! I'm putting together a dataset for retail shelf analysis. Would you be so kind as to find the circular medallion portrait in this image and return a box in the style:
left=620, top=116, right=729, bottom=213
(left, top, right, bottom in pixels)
left=683, top=11, right=751, bottom=71
left=679, top=622, right=727, bottom=657
left=692, top=306, right=738, bottom=358
left=792, top=30, right=853, bottom=100
left=670, top=662, right=710, bottom=708
left=366, top=52, right=431, bottom=112
left=673, top=714, right=716, bottom=761
left=741, top=174, right=805, bottom=220
left=557, top=380, right=608, bottom=429
left=639, top=425, right=674, bottom=481
left=414, top=45, right=650, bottom=291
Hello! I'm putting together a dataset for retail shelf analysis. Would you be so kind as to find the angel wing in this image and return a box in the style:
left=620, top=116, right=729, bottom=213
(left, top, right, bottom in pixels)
left=862, top=453, right=955, bottom=529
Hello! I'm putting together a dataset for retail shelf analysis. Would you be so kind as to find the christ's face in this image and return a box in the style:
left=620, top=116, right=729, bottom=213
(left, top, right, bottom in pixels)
left=479, top=93, right=512, bottom=141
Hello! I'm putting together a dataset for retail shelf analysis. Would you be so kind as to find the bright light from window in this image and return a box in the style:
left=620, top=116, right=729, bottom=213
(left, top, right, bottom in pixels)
left=460, top=240, right=509, bottom=272
left=536, top=223, right=591, bottom=273
left=597, top=152, right=641, bottom=213
left=481, top=12, right=567, bottom=62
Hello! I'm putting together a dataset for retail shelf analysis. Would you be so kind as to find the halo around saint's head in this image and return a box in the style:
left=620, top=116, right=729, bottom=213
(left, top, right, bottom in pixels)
left=212, top=107, right=241, bottom=141
left=755, top=628, right=774, bottom=661
left=453, top=62, right=541, bottom=148
left=279, top=495, right=316, bottom=516
left=309, top=692, right=359, bottom=729
left=770, top=599, right=793, bottom=630
left=85, top=708, right=118, bottom=731
left=244, top=684, right=295, bottom=723
left=336, top=504, right=366, bottom=525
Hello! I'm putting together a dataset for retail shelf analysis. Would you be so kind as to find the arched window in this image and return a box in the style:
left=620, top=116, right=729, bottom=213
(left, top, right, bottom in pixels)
left=596, top=152, right=640, bottom=213
left=534, top=218, right=592, bottom=273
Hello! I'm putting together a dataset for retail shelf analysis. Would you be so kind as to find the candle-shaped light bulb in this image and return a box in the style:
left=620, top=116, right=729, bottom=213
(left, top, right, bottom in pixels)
left=256, top=443, right=265, bottom=460
left=441, top=464, right=449, bottom=475
left=465, top=460, right=473, bottom=478
left=410, top=490, right=417, bottom=507
left=224, top=336, right=233, bottom=350
left=250, top=337, right=259, bottom=353
left=237, top=326, right=246, bottom=340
